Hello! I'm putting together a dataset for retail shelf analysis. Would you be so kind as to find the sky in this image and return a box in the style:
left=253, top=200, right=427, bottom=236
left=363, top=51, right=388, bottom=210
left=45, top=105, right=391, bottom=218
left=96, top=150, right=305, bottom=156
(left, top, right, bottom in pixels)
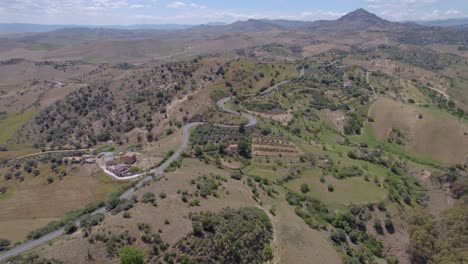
left=0, top=0, right=467, bottom=25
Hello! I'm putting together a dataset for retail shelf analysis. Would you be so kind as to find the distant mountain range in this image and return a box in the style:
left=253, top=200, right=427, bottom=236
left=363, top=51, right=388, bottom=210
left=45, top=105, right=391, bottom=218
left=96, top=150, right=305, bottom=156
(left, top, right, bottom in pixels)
left=0, top=22, right=227, bottom=33
left=2, top=9, right=468, bottom=34
left=413, top=18, right=468, bottom=28
left=194, top=9, right=417, bottom=33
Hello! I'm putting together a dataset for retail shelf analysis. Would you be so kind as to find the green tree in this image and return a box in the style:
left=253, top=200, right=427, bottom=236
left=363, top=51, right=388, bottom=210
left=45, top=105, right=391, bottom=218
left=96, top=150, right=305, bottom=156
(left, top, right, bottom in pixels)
left=300, top=183, right=310, bottom=193
left=0, top=238, right=10, bottom=251
left=238, top=140, right=251, bottom=158
left=119, top=246, right=145, bottom=264
left=194, top=146, right=203, bottom=157
left=239, top=123, right=246, bottom=134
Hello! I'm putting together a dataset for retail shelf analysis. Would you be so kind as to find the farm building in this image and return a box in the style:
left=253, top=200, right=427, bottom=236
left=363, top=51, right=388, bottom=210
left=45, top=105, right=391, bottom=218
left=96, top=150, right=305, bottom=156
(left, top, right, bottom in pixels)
left=110, top=165, right=129, bottom=177
left=227, top=144, right=238, bottom=151
left=84, top=158, right=96, bottom=164
left=123, top=152, right=137, bottom=164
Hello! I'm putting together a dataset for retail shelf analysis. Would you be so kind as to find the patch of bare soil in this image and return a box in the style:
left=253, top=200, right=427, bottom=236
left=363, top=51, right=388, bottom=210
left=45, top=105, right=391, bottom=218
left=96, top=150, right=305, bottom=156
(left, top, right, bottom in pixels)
left=220, top=159, right=242, bottom=170
left=409, top=168, right=455, bottom=217
left=247, top=110, right=293, bottom=126
left=321, top=109, right=346, bottom=134
left=365, top=209, right=411, bottom=264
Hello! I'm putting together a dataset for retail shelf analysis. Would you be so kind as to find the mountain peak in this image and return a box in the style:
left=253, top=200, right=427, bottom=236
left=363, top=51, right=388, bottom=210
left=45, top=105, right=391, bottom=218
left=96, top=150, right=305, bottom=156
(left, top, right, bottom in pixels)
left=328, top=8, right=398, bottom=31
left=338, top=8, right=383, bottom=22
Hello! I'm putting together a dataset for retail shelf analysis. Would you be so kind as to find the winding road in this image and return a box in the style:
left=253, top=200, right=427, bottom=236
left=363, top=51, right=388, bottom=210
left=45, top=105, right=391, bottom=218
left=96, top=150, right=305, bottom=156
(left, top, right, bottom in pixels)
left=0, top=69, right=303, bottom=262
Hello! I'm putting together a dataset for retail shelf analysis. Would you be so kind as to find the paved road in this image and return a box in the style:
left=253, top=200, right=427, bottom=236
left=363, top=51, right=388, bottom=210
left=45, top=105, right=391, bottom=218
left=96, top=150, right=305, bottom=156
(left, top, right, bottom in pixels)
left=216, top=97, right=257, bottom=127
left=0, top=68, right=304, bottom=262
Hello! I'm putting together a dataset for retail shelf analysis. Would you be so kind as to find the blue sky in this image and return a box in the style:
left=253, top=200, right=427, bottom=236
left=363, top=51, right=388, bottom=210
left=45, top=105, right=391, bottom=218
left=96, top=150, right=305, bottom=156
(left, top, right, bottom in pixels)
left=0, top=0, right=467, bottom=25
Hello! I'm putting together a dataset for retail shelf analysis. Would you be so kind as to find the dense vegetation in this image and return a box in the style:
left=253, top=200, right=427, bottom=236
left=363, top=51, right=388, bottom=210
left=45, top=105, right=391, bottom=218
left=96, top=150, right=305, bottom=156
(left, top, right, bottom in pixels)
left=408, top=199, right=467, bottom=263
left=16, top=61, right=214, bottom=148
left=169, top=207, right=273, bottom=264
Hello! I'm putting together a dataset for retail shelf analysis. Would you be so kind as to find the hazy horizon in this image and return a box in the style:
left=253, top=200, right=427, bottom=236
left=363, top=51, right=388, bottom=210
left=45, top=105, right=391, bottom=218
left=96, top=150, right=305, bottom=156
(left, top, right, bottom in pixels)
left=0, top=0, right=467, bottom=26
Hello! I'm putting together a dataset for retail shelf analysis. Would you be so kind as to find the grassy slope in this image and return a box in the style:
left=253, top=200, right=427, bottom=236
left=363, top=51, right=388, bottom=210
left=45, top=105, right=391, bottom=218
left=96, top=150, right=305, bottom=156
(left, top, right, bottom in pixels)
left=285, top=168, right=386, bottom=208
left=355, top=97, right=468, bottom=165
left=0, top=109, right=36, bottom=146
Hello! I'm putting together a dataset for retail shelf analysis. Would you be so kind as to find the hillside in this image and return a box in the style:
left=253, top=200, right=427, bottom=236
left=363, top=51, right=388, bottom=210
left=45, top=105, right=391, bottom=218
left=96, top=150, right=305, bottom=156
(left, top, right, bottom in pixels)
left=0, top=8, right=467, bottom=264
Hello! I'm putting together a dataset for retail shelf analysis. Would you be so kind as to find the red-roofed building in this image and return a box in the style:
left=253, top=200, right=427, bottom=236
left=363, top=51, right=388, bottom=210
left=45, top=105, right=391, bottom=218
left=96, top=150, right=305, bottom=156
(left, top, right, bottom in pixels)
left=123, top=152, right=137, bottom=164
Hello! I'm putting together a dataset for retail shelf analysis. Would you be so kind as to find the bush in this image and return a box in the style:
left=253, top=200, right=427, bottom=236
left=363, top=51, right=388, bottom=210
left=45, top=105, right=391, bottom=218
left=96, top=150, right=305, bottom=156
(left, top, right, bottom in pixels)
left=330, top=228, right=347, bottom=244
left=385, top=218, right=394, bottom=233
left=328, top=184, right=334, bottom=192
left=300, top=183, right=310, bottom=193
left=123, top=212, right=131, bottom=218
left=47, top=176, right=54, bottom=184
left=231, top=172, right=242, bottom=180
left=374, top=218, right=383, bottom=234
left=141, top=192, right=155, bottom=204
left=119, top=246, right=145, bottom=264
left=64, top=223, right=77, bottom=234
left=0, top=238, right=10, bottom=251
left=3, top=172, right=12, bottom=181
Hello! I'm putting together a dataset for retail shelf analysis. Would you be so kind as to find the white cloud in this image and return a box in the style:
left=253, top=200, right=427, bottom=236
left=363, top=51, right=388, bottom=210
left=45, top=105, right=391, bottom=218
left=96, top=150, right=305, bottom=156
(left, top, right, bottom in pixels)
left=167, top=1, right=186, bottom=8
left=446, top=9, right=460, bottom=15
left=167, top=1, right=205, bottom=9
left=367, top=0, right=465, bottom=20
left=130, top=4, right=145, bottom=9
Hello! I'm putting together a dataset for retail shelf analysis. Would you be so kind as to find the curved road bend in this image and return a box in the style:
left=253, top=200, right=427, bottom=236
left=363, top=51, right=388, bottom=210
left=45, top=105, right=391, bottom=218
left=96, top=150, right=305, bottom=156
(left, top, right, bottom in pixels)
left=0, top=69, right=304, bottom=262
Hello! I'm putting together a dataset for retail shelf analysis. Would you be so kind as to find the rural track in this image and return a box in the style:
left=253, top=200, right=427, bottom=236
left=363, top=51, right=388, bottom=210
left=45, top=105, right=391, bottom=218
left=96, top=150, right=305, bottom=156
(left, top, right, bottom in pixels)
left=1, top=149, right=94, bottom=164
left=0, top=69, right=303, bottom=262
left=366, top=71, right=378, bottom=100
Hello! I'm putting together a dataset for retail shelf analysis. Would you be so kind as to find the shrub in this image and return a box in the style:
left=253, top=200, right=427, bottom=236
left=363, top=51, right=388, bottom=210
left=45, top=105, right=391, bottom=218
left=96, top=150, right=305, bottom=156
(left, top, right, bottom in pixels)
left=300, top=183, right=310, bottom=193
left=123, top=212, right=131, bottom=218
left=3, top=172, right=12, bottom=181
left=47, top=176, right=54, bottom=184
left=374, top=218, right=383, bottom=234
left=231, top=172, right=242, bottom=180
left=64, top=223, right=77, bottom=234
left=119, top=246, right=145, bottom=264
left=330, top=228, right=347, bottom=244
left=328, top=184, right=334, bottom=192
left=385, top=218, right=394, bottom=233
left=0, top=238, right=10, bottom=251
left=141, top=192, right=156, bottom=204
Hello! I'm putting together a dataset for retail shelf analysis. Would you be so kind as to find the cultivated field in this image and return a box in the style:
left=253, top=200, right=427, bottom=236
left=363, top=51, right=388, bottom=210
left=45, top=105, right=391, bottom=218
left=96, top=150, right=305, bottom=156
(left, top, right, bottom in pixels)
left=252, top=136, right=303, bottom=157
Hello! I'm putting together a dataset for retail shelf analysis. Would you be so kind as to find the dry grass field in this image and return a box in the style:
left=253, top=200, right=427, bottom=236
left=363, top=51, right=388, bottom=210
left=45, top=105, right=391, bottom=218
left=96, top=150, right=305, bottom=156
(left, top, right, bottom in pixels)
left=0, top=164, right=124, bottom=242
left=271, top=192, right=342, bottom=264
left=368, top=97, right=468, bottom=164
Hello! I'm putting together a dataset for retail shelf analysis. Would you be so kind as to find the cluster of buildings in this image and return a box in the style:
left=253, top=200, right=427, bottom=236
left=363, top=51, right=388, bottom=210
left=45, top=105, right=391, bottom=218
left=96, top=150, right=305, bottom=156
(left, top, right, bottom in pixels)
left=102, top=152, right=138, bottom=177
left=63, top=151, right=139, bottom=178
